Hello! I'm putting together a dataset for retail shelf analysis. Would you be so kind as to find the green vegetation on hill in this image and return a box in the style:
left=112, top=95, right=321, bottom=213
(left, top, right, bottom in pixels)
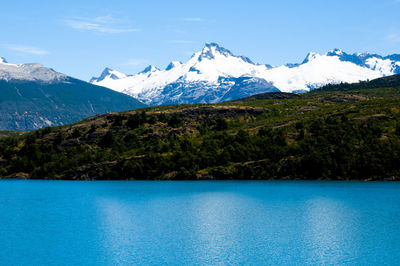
left=0, top=75, right=400, bottom=180
left=0, top=131, right=25, bottom=139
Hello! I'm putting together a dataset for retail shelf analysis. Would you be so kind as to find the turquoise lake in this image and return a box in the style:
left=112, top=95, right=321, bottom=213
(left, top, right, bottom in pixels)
left=0, top=180, right=399, bottom=265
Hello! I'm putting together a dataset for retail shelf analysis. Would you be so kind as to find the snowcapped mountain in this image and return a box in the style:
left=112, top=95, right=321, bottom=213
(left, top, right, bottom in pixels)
left=90, top=67, right=127, bottom=83
left=0, top=59, right=67, bottom=83
left=91, top=43, right=400, bottom=106
left=0, top=58, right=145, bottom=130
left=91, top=43, right=278, bottom=105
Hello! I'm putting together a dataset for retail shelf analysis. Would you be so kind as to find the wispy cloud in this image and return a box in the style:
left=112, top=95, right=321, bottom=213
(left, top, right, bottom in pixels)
left=7, top=45, right=49, bottom=55
left=63, top=15, right=139, bottom=34
left=386, top=33, right=400, bottom=42
left=174, top=29, right=186, bottom=34
left=167, top=40, right=193, bottom=44
left=182, top=17, right=203, bottom=22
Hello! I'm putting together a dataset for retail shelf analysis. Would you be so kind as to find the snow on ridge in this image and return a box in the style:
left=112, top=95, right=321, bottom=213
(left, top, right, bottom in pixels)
left=90, top=68, right=127, bottom=83
left=260, top=55, right=383, bottom=93
left=365, top=57, right=397, bottom=75
left=90, top=43, right=400, bottom=105
left=302, top=52, right=320, bottom=64
left=166, top=61, right=182, bottom=70
left=0, top=58, right=66, bottom=83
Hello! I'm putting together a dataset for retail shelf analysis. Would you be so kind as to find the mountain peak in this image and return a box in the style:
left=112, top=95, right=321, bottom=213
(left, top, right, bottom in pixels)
left=199, top=42, right=254, bottom=64
left=103, top=67, right=126, bottom=79
left=90, top=67, right=126, bottom=83
left=0, top=61, right=66, bottom=83
left=302, top=52, right=320, bottom=64
left=139, top=65, right=159, bottom=74
left=199, top=42, right=233, bottom=60
left=0, top=57, right=8, bottom=64
left=166, top=61, right=182, bottom=71
left=205, top=42, right=221, bottom=48
left=328, top=48, right=344, bottom=56
left=90, top=46, right=400, bottom=106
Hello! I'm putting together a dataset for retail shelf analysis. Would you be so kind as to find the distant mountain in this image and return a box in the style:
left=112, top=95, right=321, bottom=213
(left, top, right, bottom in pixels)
left=3, top=74, right=400, bottom=180
left=0, top=59, right=145, bottom=131
left=89, top=68, right=127, bottom=83
left=91, top=43, right=400, bottom=106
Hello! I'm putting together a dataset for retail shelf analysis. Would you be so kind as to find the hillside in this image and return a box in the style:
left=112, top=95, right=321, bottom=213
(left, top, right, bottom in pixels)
left=0, top=59, right=145, bottom=131
left=0, top=75, right=399, bottom=180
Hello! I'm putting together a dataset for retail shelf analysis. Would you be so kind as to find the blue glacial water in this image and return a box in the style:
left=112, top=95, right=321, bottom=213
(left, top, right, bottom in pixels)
left=0, top=180, right=399, bottom=265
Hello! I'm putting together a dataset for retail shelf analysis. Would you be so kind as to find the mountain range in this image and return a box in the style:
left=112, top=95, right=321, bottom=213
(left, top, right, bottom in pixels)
left=91, top=43, right=400, bottom=106
left=1, top=43, right=400, bottom=131
left=0, top=59, right=145, bottom=131
left=2, top=74, right=400, bottom=180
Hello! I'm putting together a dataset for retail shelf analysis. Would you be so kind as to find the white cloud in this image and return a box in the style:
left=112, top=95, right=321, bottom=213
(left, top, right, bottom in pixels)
left=7, top=45, right=49, bottom=55
left=64, top=15, right=139, bottom=34
left=92, top=15, right=119, bottom=24
left=174, top=29, right=186, bottom=34
left=182, top=17, right=203, bottom=22
left=387, top=33, right=400, bottom=42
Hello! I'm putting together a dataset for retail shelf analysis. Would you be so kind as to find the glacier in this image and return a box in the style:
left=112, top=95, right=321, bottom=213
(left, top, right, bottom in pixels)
left=91, top=43, right=400, bottom=106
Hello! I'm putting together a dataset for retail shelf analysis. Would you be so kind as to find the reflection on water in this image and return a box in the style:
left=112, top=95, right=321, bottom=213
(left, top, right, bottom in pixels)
left=304, top=197, right=359, bottom=264
left=0, top=181, right=399, bottom=265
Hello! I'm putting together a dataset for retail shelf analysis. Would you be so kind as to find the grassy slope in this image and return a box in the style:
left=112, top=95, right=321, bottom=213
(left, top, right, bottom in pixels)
left=0, top=131, right=25, bottom=138
left=0, top=75, right=399, bottom=180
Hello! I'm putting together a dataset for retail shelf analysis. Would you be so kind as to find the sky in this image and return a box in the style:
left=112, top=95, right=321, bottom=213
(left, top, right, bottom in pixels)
left=1, top=0, right=400, bottom=81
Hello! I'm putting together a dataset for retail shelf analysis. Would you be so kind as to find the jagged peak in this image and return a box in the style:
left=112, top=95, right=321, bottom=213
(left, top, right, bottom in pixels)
left=139, top=65, right=159, bottom=74
left=90, top=67, right=126, bottom=83
left=102, top=67, right=126, bottom=79
left=332, top=48, right=343, bottom=54
left=102, top=67, right=113, bottom=73
left=302, top=52, right=320, bottom=64
left=165, top=61, right=182, bottom=71
left=204, top=42, right=224, bottom=50
left=199, top=42, right=254, bottom=64
left=326, top=48, right=345, bottom=56
left=199, top=42, right=233, bottom=60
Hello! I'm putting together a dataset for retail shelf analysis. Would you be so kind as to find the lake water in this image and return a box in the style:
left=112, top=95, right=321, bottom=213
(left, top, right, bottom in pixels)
left=0, top=181, right=399, bottom=265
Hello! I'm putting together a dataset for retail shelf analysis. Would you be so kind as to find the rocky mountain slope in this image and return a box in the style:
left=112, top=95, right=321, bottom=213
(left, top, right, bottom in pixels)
left=0, top=58, right=145, bottom=130
left=91, top=43, right=400, bottom=105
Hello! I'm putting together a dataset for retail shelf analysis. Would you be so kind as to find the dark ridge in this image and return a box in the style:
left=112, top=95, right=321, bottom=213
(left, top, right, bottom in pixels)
left=239, top=92, right=301, bottom=101
left=314, top=74, right=400, bottom=92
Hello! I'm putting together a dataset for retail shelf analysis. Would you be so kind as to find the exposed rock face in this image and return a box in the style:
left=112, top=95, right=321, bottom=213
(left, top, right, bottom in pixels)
left=0, top=61, right=66, bottom=83
left=91, top=43, right=400, bottom=106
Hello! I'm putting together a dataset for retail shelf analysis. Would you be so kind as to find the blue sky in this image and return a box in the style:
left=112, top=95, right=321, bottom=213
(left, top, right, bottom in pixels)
left=1, top=0, right=400, bottom=80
